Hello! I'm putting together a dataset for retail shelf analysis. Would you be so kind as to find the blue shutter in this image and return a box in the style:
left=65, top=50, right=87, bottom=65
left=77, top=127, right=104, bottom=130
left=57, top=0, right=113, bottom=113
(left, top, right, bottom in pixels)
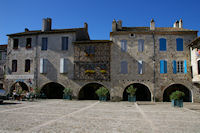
left=160, top=60, right=164, bottom=73
left=164, top=61, right=167, bottom=73
left=138, top=60, right=143, bottom=74
left=173, top=60, right=177, bottom=74
left=62, top=37, right=68, bottom=50
left=121, top=40, right=127, bottom=52
left=42, top=38, right=48, bottom=50
left=184, top=60, right=187, bottom=74
left=138, top=39, right=144, bottom=52
left=176, top=38, right=183, bottom=51
left=159, top=38, right=166, bottom=51
left=121, top=61, right=127, bottom=74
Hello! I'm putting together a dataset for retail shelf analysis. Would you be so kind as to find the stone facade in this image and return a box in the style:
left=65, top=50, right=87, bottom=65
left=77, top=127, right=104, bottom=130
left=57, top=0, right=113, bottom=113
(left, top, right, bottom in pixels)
left=4, top=18, right=200, bottom=102
left=0, top=44, right=7, bottom=89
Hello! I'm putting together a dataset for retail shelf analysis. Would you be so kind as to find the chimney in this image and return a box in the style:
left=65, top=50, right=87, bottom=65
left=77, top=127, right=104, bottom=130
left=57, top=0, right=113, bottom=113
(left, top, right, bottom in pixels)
left=117, top=20, right=122, bottom=30
left=112, top=19, right=117, bottom=32
left=42, top=18, right=52, bottom=31
left=25, top=28, right=29, bottom=32
left=84, top=22, right=88, bottom=31
left=173, top=20, right=179, bottom=28
left=150, top=19, right=155, bottom=30
left=179, top=19, right=183, bottom=28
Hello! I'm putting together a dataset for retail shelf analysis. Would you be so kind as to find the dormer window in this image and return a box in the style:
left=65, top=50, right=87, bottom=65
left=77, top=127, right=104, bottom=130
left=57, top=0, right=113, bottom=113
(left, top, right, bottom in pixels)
left=26, top=38, right=32, bottom=48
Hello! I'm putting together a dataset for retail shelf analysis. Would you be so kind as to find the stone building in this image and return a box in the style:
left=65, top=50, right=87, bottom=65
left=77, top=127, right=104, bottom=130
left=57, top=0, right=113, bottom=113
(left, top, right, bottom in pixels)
left=0, top=44, right=7, bottom=89
left=4, top=18, right=200, bottom=102
left=110, top=19, right=200, bottom=102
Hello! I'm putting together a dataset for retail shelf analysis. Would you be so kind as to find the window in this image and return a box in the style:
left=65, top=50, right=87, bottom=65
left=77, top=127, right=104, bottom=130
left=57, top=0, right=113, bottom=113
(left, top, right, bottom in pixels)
left=25, top=59, right=30, bottom=72
left=138, top=60, right=144, bottom=74
left=12, top=60, right=17, bottom=72
left=0, top=52, right=6, bottom=60
left=121, top=40, right=127, bottom=52
left=173, top=60, right=187, bottom=74
left=13, top=39, right=19, bottom=49
left=26, top=38, right=32, bottom=48
left=60, top=58, right=68, bottom=73
left=85, top=46, right=95, bottom=55
left=159, top=38, right=166, bottom=51
left=160, top=60, right=167, bottom=73
left=41, top=38, right=48, bottom=50
left=62, top=37, right=68, bottom=50
left=198, top=60, right=200, bottom=75
left=176, top=38, right=183, bottom=51
left=138, top=39, right=144, bottom=52
left=121, top=61, right=128, bottom=74
left=40, top=58, right=48, bottom=73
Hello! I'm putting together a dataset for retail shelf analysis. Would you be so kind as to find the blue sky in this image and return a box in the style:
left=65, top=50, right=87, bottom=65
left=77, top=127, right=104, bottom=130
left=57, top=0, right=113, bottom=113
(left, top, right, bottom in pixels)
left=0, top=0, right=199, bottom=44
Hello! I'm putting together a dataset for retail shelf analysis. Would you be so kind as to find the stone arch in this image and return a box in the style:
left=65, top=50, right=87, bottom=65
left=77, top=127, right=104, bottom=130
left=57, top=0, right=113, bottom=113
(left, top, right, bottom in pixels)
left=10, top=81, right=29, bottom=93
left=123, top=83, right=151, bottom=101
left=78, top=82, right=110, bottom=100
left=40, top=82, right=65, bottom=99
left=163, top=84, right=192, bottom=102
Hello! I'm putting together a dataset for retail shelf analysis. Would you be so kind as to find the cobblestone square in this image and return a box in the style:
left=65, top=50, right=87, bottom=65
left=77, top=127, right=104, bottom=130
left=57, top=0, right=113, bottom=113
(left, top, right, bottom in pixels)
left=0, top=100, right=200, bottom=133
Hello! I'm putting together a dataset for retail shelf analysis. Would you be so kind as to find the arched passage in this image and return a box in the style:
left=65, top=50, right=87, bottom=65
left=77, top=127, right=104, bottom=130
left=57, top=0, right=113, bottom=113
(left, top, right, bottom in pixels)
left=163, top=84, right=192, bottom=102
left=10, top=81, right=29, bottom=93
left=41, top=82, right=65, bottom=99
left=78, top=83, right=110, bottom=100
left=123, top=83, right=151, bottom=101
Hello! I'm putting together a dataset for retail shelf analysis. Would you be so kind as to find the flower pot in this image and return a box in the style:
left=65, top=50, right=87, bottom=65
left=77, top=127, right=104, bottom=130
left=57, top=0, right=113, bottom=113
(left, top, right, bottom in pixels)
left=171, top=99, right=183, bottom=107
left=128, top=95, right=136, bottom=102
left=99, top=96, right=107, bottom=101
left=63, top=95, right=72, bottom=100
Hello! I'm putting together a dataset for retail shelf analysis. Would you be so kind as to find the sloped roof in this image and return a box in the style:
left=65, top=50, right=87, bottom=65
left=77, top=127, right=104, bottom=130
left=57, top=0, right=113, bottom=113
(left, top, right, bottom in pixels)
left=188, top=37, right=200, bottom=48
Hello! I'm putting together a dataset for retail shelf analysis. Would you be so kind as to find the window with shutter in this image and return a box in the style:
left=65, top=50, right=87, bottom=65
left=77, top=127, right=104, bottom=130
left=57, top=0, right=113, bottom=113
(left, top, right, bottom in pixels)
left=159, top=38, right=166, bottom=51
left=40, top=58, right=47, bottom=73
left=138, top=60, right=143, bottom=74
left=121, top=40, right=127, bottom=52
left=121, top=61, right=128, bottom=74
left=184, top=60, right=187, bottom=74
left=172, top=60, right=177, bottom=74
left=160, top=60, right=167, bottom=73
left=62, top=37, right=68, bottom=50
left=176, top=60, right=185, bottom=73
left=138, top=39, right=144, bottom=52
left=26, top=38, right=32, bottom=48
left=13, top=39, right=19, bottom=49
left=60, top=58, right=68, bottom=73
left=176, top=38, right=183, bottom=51
left=42, top=38, right=48, bottom=50
left=25, top=59, right=31, bottom=72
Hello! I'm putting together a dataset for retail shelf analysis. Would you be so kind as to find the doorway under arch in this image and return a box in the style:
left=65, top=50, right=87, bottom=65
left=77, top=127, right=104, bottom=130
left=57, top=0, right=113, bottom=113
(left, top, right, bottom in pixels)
left=41, top=82, right=65, bottom=99
left=163, top=84, right=192, bottom=102
left=123, top=83, right=151, bottom=101
left=78, top=83, right=110, bottom=100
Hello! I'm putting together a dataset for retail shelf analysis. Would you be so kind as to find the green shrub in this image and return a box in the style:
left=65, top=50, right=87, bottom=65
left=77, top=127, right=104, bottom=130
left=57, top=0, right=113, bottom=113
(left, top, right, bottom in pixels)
left=126, top=85, right=137, bottom=96
left=95, top=87, right=109, bottom=97
left=63, top=88, right=72, bottom=95
left=170, top=90, right=185, bottom=101
left=34, top=88, right=41, bottom=96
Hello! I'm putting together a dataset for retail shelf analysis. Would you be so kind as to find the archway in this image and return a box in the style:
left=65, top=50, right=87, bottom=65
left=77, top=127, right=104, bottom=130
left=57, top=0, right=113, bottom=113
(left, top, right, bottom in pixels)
left=10, top=81, right=29, bottom=93
left=78, top=83, right=110, bottom=100
left=163, top=84, right=192, bottom=102
left=41, top=82, right=65, bottom=99
left=123, top=83, right=151, bottom=101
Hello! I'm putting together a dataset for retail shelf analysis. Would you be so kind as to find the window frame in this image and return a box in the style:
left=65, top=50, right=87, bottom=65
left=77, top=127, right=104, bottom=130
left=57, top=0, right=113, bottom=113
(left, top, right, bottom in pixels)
left=12, top=60, right=17, bottom=72
left=61, top=37, right=69, bottom=51
left=177, top=61, right=184, bottom=73
left=26, top=38, right=32, bottom=49
left=41, top=37, right=48, bottom=51
left=138, top=39, right=144, bottom=52
left=13, top=39, right=19, bottom=49
left=121, top=40, right=127, bottom=52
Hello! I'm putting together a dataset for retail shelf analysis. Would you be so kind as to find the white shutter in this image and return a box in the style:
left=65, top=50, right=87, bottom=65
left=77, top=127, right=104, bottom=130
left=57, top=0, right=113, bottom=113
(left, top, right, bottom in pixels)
left=40, top=58, right=44, bottom=73
left=60, top=58, right=68, bottom=73
left=40, top=58, right=47, bottom=73
left=138, top=60, right=143, bottom=74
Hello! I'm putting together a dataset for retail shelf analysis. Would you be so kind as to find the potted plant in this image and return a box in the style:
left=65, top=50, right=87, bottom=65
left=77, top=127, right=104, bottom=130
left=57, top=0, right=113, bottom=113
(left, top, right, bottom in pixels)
left=126, top=85, right=137, bottom=102
left=170, top=90, right=185, bottom=107
left=85, top=70, right=95, bottom=74
left=95, top=86, right=109, bottom=101
left=15, top=87, right=23, bottom=100
left=63, top=88, right=72, bottom=100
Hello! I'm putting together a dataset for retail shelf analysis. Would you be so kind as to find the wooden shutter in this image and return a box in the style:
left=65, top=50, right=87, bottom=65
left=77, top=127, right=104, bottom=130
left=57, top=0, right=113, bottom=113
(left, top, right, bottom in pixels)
left=121, top=40, right=127, bottom=52
left=159, top=38, right=166, bottom=51
left=121, top=61, right=128, bottom=74
left=160, top=60, right=164, bottom=73
left=60, top=58, right=68, bottom=73
left=172, top=60, right=177, bottom=74
left=40, top=58, right=47, bottom=73
left=164, top=60, right=167, bottom=73
left=42, top=38, right=48, bottom=50
left=176, top=38, right=183, bottom=51
left=184, top=60, right=187, bottom=74
left=62, top=37, right=68, bottom=50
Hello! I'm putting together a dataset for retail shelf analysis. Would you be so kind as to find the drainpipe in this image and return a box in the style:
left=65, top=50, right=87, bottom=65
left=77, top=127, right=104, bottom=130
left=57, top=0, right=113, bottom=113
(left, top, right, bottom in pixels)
left=34, top=35, right=39, bottom=88
left=152, top=32, right=156, bottom=102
